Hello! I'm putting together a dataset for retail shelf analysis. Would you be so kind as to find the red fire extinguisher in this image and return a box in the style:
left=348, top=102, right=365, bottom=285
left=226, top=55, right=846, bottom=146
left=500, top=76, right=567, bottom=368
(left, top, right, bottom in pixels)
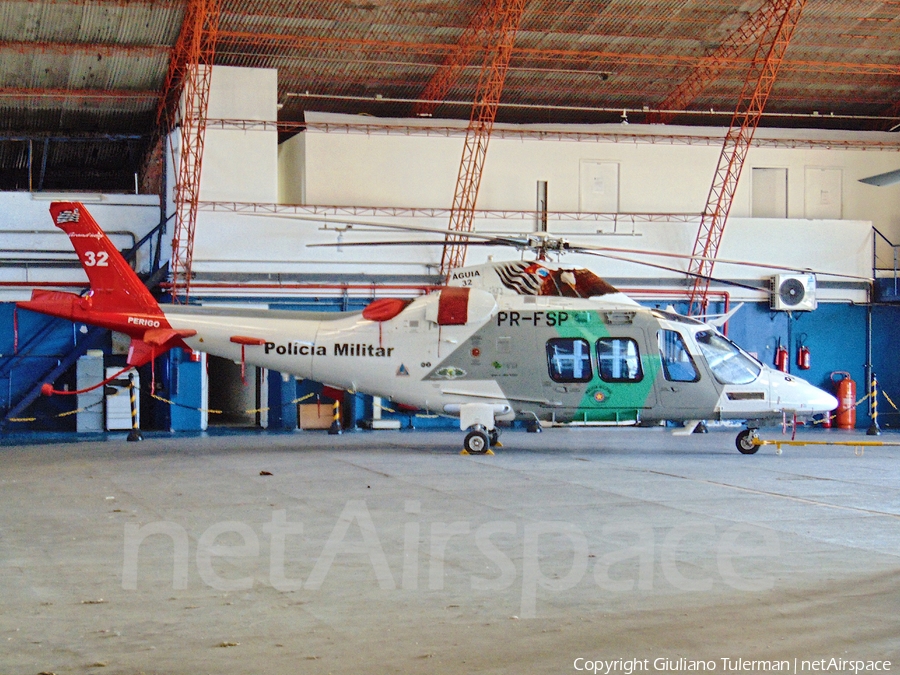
left=774, top=338, right=789, bottom=372
left=831, top=371, right=856, bottom=430
left=796, top=334, right=810, bottom=370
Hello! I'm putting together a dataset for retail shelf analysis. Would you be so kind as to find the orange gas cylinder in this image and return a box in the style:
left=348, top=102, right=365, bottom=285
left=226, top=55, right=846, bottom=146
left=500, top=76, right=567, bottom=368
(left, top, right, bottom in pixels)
left=831, top=371, right=856, bottom=429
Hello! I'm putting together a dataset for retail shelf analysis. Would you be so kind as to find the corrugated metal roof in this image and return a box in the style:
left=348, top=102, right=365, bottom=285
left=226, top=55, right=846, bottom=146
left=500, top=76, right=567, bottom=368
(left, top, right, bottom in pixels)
left=1, top=0, right=898, bottom=191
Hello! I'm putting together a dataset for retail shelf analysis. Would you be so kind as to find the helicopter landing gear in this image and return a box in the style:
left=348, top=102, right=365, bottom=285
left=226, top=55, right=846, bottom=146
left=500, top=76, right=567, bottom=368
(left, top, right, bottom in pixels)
left=459, top=403, right=501, bottom=455
left=464, top=427, right=491, bottom=455
left=736, top=428, right=760, bottom=455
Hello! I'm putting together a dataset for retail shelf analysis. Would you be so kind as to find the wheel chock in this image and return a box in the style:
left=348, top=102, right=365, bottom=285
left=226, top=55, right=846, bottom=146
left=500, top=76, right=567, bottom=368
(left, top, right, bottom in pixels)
left=460, top=449, right=469, bottom=455
left=494, top=442, right=503, bottom=448
left=486, top=448, right=495, bottom=455
left=460, top=448, right=495, bottom=456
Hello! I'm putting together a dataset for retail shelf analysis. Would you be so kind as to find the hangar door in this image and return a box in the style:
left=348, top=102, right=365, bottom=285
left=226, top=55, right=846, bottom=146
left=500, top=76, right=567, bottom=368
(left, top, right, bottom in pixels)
left=752, top=167, right=787, bottom=218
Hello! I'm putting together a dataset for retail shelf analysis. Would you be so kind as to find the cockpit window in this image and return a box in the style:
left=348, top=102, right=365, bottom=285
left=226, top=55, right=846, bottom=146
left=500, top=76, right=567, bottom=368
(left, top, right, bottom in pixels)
left=658, top=330, right=700, bottom=382
left=694, top=330, right=761, bottom=385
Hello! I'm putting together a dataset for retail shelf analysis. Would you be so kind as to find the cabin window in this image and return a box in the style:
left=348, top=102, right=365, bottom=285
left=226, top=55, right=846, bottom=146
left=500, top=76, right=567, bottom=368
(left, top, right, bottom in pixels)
left=596, top=338, right=643, bottom=382
left=546, top=338, right=592, bottom=383
left=658, top=330, right=700, bottom=382
left=694, top=330, right=761, bottom=385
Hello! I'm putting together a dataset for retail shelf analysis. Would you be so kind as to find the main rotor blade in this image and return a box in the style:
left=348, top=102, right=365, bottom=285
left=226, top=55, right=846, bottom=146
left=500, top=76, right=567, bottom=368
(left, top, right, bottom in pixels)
left=255, top=213, right=530, bottom=245
left=859, top=168, right=900, bottom=187
left=578, top=250, right=763, bottom=293
left=307, top=239, right=521, bottom=248
left=252, top=212, right=871, bottom=281
left=566, top=242, right=871, bottom=281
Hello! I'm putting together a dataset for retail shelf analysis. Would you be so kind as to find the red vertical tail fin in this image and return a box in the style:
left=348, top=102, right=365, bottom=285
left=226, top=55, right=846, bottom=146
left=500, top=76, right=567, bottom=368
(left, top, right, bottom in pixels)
left=49, top=202, right=159, bottom=315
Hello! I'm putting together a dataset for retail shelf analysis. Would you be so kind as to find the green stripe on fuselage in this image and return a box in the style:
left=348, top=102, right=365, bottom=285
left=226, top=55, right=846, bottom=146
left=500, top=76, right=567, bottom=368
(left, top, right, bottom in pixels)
left=551, top=310, right=661, bottom=422
left=426, top=306, right=662, bottom=423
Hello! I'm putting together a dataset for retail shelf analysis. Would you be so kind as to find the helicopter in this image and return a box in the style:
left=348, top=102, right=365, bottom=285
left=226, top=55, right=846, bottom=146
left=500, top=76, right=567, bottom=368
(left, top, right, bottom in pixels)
left=17, top=202, right=838, bottom=455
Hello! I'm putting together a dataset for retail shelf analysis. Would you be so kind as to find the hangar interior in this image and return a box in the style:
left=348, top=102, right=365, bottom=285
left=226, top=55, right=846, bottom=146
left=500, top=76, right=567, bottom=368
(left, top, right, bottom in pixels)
left=0, top=0, right=899, bottom=436
left=3, top=3, right=900, bottom=673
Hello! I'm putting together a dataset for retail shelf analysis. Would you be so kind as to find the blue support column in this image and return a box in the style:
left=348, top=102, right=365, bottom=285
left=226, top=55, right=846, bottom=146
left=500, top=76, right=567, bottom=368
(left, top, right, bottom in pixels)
left=168, top=349, right=204, bottom=431
left=344, top=391, right=365, bottom=431
left=267, top=371, right=298, bottom=431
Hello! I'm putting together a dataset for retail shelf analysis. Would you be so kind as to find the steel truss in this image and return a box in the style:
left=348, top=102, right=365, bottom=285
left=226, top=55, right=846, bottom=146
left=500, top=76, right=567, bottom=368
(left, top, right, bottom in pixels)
left=440, top=0, right=527, bottom=279
left=687, top=0, right=807, bottom=316
left=648, top=3, right=785, bottom=125
left=216, top=30, right=900, bottom=78
left=201, top=117, right=900, bottom=152
left=412, top=3, right=501, bottom=118
left=160, top=0, right=222, bottom=303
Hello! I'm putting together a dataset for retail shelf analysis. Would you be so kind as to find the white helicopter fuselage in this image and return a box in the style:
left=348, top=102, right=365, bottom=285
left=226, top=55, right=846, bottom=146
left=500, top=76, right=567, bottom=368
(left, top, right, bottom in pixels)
left=163, top=284, right=836, bottom=429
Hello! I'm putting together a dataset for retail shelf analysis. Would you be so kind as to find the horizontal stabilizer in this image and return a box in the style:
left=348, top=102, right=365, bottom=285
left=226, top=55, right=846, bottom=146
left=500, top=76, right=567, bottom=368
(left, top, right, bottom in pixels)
left=16, top=290, right=81, bottom=321
left=18, top=203, right=172, bottom=342
left=127, top=328, right=198, bottom=366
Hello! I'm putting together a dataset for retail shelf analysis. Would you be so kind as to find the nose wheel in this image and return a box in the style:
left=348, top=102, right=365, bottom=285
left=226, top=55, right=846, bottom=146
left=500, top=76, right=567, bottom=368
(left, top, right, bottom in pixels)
left=736, top=428, right=760, bottom=454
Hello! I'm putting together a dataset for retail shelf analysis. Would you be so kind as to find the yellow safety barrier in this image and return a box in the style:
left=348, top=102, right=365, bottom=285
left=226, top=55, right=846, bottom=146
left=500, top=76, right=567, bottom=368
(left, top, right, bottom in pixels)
left=752, top=436, right=900, bottom=456
left=6, top=399, right=104, bottom=423
left=148, top=390, right=317, bottom=416
left=806, top=386, right=883, bottom=428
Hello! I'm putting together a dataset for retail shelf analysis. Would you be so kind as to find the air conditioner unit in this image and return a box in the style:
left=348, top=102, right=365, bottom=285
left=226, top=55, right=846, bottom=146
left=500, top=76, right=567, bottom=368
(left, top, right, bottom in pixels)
left=770, top=273, right=817, bottom=311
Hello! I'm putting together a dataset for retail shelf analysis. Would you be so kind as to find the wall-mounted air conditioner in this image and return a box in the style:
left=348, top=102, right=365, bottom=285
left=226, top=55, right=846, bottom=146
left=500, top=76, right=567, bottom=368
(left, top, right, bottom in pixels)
left=770, top=273, right=817, bottom=311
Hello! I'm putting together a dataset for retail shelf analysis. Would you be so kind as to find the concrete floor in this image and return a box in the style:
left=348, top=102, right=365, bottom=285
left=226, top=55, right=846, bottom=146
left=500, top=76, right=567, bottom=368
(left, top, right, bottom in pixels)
left=1, top=427, right=898, bottom=674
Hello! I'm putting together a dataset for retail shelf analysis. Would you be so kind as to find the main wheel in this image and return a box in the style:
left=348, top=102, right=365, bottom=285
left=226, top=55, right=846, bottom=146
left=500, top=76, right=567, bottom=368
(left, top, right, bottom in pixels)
left=736, top=429, right=760, bottom=455
left=464, top=429, right=490, bottom=455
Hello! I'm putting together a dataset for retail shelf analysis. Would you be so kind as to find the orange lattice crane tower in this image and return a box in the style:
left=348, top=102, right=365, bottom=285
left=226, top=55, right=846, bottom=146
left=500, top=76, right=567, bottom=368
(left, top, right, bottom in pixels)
left=647, top=2, right=784, bottom=125
left=158, top=0, right=222, bottom=303
left=412, top=3, right=502, bottom=119
left=687, top=0, right=807, bottom=316
left=439, top=0, right=528, bottom=280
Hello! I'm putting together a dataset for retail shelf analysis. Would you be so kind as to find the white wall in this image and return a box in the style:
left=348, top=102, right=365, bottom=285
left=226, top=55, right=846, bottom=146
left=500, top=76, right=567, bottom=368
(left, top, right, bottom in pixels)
left=9, top=65, right=876, bottom=306
left=175, top=66, right=280, bottom=269
left=185, top=207, right=871, bottom=303
left=278, top=132, right=305, bottom=205
left=296, top=112, right=900, bottom=241
left=194, top=66, right=279, bottom=204
left=0, top=192, right=160, bottom=301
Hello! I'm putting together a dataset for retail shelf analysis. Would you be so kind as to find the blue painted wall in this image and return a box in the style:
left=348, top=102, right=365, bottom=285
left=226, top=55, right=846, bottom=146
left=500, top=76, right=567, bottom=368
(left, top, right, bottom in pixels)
left=728, top=302, right=871, bottom=428
left=1, top=304, right=111, bottom=431
left=872, top=305, right=900, bottom=429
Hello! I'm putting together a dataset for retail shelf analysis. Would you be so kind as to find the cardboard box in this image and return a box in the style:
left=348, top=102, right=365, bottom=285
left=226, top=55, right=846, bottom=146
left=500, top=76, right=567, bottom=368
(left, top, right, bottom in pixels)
left=299, top=403, right=334, bottom=430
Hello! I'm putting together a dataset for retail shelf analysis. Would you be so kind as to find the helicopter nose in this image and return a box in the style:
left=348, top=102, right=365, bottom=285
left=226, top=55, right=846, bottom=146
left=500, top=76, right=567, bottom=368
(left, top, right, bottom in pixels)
left=769, top=371, right=838, bottom=413
left=803, top=382, right=839, bottom=413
